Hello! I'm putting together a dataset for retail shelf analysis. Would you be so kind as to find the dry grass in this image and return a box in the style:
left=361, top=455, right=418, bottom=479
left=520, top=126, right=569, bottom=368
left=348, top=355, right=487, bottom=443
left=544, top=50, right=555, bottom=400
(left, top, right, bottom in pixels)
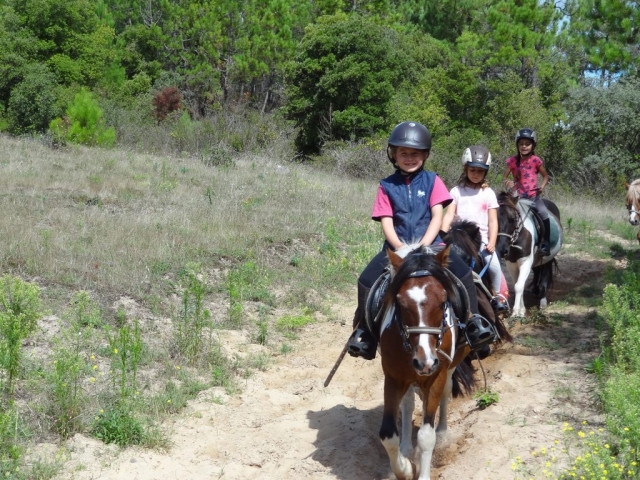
left=0, top=134, right=376, bottom=300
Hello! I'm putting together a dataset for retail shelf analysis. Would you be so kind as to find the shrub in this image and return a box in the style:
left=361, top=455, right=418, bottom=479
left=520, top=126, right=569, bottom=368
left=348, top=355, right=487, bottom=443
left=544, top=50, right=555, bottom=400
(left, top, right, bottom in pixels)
left=7, top=63, right=59, bottom=134
left=0, top=276, right=42, bottom=401
left=152, top=86, right=182, bottom=123
left=91, top=404, right=143, bottom=447
left=49, top=88, right=115, bottom=147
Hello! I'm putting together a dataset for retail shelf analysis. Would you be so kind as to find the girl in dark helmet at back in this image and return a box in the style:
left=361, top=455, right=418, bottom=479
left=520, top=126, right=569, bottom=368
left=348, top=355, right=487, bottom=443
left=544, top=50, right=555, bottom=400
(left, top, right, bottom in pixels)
left=347, top=122, right=497, bottom=360
left=502, top=128, right=551, bottom=256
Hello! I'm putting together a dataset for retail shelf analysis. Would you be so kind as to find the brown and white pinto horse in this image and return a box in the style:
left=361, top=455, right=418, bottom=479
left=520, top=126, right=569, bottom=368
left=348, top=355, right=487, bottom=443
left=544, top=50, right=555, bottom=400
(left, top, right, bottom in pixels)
left=624, top=180, right=640, bottom=244
left=378, top=245, right=475, bottom=480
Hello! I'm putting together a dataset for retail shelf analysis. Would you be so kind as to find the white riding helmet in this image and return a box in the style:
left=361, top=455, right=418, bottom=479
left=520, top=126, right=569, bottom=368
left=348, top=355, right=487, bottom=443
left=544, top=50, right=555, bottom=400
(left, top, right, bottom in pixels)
left=461, top=145, right=492, bottom=170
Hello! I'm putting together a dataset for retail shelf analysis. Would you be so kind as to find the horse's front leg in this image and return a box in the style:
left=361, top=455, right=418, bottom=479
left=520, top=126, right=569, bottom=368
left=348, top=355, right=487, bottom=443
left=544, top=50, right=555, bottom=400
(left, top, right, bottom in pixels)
left=415, top=380, right=446, bottom=480
left=381, top=378, right=414, bottom=480
left=399, top=387, right=416, bottom=458
left=435, top=369, right=454, bottom=434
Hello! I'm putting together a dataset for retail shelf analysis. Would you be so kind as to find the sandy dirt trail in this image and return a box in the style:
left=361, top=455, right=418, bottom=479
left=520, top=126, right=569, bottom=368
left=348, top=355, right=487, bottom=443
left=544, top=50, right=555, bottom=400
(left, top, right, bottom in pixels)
left=55, top=252, right=608, bottom=480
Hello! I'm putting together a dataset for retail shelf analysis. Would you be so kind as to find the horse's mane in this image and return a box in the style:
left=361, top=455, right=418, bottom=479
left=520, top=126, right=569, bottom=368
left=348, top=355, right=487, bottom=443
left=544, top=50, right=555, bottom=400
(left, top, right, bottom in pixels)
left=497, top=191, right=518, bottom=211
left=627, top=179, right=640, bottom=206
left=443, top=220, right=481, bottom=267
left=385, top=247, right=455, bottom=308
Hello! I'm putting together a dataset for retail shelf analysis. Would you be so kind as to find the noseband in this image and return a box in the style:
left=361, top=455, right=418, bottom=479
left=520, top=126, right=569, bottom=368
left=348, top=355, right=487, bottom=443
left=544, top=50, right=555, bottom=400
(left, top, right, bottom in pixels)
left=395, top=269, right=456, bottom=363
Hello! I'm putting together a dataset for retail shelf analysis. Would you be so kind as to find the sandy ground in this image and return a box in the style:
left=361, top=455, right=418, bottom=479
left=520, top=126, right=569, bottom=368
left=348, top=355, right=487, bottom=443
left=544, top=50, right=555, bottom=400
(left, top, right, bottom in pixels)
left=52, top=251, right=609, bottom=480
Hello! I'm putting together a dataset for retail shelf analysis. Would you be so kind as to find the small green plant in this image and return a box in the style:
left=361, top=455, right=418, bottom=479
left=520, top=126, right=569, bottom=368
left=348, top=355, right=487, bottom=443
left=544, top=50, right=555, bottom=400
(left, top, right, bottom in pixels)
left=0, top=406, right=22, bottom=477
left=256, top=319, right=268, bottom=345
left=47, top=291, right=101, bottom=437
left=275, top=311, right=314, bottom=338
left=91, top=404, right=143, bottom=447
left=107, top=318, right=143, bottom=400
left=473, top=389, right=499, bottom=410
left=226, top=261, right=273, bottom=328
left=0, top=275, right=43, bottom=402
left=174, top=265, right=212, bottom=364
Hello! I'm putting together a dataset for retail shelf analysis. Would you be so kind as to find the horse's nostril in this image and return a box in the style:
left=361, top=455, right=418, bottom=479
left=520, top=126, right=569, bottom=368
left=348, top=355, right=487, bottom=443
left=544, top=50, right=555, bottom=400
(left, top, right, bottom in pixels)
left=412, top=358, right=423, bottom=371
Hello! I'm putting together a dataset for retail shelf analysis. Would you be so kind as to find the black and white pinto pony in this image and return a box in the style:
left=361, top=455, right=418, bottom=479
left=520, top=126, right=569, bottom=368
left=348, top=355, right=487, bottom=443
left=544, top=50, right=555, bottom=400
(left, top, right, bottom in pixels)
left=495, top=192, right=563, bottom=317
left=375, top=245, right=476, bottom=480
left=624, top=179, right=640, bottom=244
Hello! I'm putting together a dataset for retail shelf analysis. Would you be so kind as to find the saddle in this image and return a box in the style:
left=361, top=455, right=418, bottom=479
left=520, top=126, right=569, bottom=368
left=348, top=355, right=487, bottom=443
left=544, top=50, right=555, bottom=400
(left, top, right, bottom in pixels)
left=517, top=198, right=561, bottom=253
left=364, top=267, right=470, bottom=341
left=517, top=198, right=545, bottom=246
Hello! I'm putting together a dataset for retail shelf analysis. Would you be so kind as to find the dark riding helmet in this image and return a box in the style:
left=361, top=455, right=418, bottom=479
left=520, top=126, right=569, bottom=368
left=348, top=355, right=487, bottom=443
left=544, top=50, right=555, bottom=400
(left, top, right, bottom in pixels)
left=515, top=128, right=536, bottom=146
left=387, top=122, right=432, bottom=162
left=461, top=145, right=492, bottom=170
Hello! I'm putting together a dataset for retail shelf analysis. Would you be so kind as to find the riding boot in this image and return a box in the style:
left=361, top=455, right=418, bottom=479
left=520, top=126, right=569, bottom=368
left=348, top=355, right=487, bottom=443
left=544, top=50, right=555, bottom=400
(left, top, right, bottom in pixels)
left=539, top=219, right=551, bottom=256
left=347, top=281, right=376, bottom=360
left=459, top=271, right=496, bottom=354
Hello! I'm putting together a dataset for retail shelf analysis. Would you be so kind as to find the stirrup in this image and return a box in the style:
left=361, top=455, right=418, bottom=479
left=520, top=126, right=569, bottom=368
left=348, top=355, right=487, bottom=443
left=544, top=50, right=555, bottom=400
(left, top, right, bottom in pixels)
left=347, top=327, right=377, bottom=360
left=490, top=294, right=510, bottom=313
left=538, top=241, right=550, bottom=256
left=463, top=314, right=497, bottom=352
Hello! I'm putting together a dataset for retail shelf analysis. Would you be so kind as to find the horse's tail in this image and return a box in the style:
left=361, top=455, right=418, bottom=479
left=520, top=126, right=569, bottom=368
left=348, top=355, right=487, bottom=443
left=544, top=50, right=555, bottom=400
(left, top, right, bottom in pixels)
left=443, top=220, right=482, bottom=266
left=493, top=313, right=513, bottom=343
left=533, top=258, right=559, bottom=299
left=451, top=356, right=476, bottom=397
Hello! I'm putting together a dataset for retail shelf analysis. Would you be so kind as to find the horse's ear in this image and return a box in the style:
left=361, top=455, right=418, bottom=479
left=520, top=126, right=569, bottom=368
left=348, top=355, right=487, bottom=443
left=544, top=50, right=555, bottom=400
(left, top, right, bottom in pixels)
left=435, top=245, right=450, bottom=267
left=387, top=248, right=403, bottom=273
left=625, top=181, right=630, bottom=190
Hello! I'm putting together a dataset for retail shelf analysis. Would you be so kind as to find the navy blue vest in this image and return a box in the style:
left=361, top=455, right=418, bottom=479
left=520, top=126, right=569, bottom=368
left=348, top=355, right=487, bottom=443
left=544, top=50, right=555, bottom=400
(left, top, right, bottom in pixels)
left=379, top=169, right=442, bottom=249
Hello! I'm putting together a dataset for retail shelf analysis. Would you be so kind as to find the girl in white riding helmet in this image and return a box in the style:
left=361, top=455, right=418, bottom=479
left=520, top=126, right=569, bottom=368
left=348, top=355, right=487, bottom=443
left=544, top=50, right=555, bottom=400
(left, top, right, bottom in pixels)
left=442, top=145, right=509, bottom=313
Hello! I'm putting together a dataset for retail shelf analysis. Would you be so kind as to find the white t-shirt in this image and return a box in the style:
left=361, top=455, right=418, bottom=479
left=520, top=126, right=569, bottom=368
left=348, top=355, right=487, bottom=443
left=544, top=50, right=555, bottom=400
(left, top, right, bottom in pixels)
left=449, top=185, right=499, bottom=244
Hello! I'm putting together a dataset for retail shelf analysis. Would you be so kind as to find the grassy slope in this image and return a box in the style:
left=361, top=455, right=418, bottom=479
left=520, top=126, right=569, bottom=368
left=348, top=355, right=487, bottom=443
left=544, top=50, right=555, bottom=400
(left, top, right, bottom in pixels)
left=0, top=134, right=637, bottom=477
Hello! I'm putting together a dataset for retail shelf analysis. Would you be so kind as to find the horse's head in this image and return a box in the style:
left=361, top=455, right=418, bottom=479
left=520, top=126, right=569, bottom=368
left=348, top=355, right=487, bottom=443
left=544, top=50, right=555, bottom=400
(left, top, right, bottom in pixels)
left=443, top=220, right=481, bottom=267
left=385, top=246, right=456, bottom=376
left=625, top=180, right=640, bottom=226
left=496, top=191, right=519, bottom=258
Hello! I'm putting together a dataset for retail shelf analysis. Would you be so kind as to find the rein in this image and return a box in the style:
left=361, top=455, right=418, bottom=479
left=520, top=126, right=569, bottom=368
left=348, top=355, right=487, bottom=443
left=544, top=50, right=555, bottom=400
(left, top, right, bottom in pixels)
left=394, top=269, right=456, bottom=363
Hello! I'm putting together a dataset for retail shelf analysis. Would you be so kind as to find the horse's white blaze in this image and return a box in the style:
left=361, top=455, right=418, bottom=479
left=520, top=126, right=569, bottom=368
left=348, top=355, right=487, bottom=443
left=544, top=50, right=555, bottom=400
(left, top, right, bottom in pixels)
left=407, top=285, right=438, bottom=368
left=416, top=423, right=436, bottom=480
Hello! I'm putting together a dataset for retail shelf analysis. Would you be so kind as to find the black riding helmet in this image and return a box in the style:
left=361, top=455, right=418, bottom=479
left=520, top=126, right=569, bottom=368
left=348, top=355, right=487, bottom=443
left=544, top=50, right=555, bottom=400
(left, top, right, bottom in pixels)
left=387, top=122, right=432, bottom=164
left=515, top=128, right=536, bottom=146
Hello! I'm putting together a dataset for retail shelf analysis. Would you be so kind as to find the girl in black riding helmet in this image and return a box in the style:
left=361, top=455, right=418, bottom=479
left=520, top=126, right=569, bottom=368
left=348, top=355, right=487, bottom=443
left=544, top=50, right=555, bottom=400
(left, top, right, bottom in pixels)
left=347, top=122, right=497, bottom=360
left=503, top=128, right=551, bottom=256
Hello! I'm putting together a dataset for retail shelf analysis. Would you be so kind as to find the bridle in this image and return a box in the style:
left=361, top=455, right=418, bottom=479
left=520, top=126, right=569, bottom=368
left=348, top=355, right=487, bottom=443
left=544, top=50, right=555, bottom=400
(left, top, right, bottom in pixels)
left=394, top=269, right=456, bottom=363
left=497, top=200, right=534, bottom=251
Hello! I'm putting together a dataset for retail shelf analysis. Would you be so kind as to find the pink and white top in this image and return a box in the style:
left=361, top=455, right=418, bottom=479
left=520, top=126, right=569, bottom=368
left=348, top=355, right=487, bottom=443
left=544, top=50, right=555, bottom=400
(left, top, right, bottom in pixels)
left=506, top=155, right=543, bottom=198
left=449, top=185, right=499, bottom=244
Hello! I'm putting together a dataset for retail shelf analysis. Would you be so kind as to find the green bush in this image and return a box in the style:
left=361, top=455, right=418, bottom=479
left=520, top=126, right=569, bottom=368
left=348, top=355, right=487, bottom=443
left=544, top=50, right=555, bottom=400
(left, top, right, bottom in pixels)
left=7, top=63, right=59, bottom=134
left=49, top=88, right=115, bottom=147
left=91, top=404, right=143, bottom=447
left=0, top=276, right=42, bottom=401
